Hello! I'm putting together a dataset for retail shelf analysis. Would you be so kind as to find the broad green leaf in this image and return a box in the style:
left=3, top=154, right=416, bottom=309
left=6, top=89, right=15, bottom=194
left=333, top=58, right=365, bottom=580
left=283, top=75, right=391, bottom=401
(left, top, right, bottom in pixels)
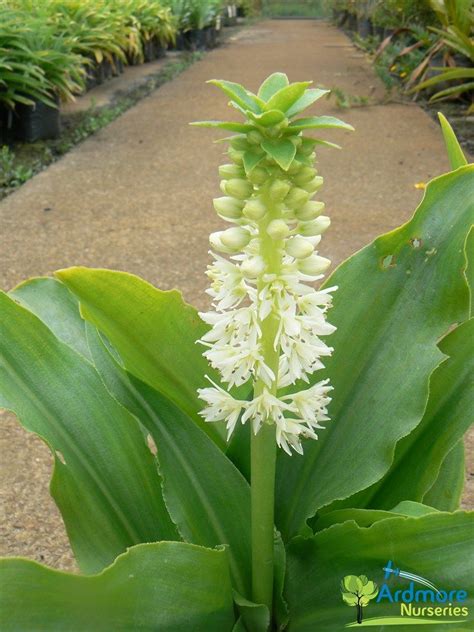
left=81, top=330, right=252, bottom=598
left=286, top=88, right=330, bottom=118
left=243, top=149, right=264, bottom=175
left=232, top=618, right=247, bottom=632
left=288, top=115, right=354, bottom=132
left=314, top=502, right=439, bottom=532
left=466, top=227, right=474, bottom=315
left=265, top=82, right=312, bottom=113
left=191, top=121, right=255, bottom=133
left=438, top=112, right=468, bottom=170
left=248, top=109, right=286, bottom=127
left=423, top=440, right=466, bottom=511
left=285, top=512, right=474, bottom=631
left=330, top=318, right=474, bottom=512
left=372, top=319, right=473, bottom=508
left=0, top=542, right=235, bottom=631
left=261, top=138, right=297, bottom=171
left=389, top=500, right=440, bottom=517
left=0, top=293, right=178, bottom=573
left=233, top=592, right=270, bottom=632
left=276, top=166, right=473, bottom=540
left=130, top=378, right=252, bottom=597
left=207, top=79, right=263, bottom=114
left=257, top=72, right=289, bottom=101
left=56, top=267, right=226, bottom=447
left=11, top=277, right=91, bottom=360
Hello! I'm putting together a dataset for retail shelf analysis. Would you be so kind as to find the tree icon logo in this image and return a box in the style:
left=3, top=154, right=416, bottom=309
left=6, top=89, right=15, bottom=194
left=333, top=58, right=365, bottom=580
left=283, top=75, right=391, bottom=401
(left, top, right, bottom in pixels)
left=341, top=575, right=379, bottom=624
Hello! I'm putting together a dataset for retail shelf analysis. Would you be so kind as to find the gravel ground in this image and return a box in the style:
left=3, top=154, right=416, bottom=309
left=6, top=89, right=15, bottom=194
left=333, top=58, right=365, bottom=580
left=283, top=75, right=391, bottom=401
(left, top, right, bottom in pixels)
left=0, top=19, right=472, bottom=571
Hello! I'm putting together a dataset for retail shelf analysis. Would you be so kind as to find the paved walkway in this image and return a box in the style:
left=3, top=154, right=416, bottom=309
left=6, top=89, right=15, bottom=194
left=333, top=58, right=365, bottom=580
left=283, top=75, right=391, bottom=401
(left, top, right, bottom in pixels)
left=0, top=19, right=468, bottom=570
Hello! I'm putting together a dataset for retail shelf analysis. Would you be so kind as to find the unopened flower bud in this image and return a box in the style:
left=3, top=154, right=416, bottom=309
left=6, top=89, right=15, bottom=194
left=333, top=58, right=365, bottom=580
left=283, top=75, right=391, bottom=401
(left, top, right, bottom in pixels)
left=290, top=135, right=302, bottom=148
left=287, top=160, right=303, bottom=175
left=299, top=215, right=331, bottom=236
left=302, top=176, right=324, bottom=194
left=247, top=130, right=264, bottom=145
left=269, top=179, right=291, bottom=201
left=285, top=236, right=314, bottom=259
left=209, top=231, right=234, bottom=254
left=248, top=166, right=269, bottom=185
left=295, top=201, right=325, bottom=221
left=225, top=178, right=254, bottom=200
left=243, top=199, right=267, bottom=221
left=266, top=126, right=280, bottom=139
left=285, top=187, right=310, bottom=209
left=241, top=256, right=266, bottom=278
left=293, top=167, right=317, bottom=185
left=220, top=226, right=252, bottom=250
left=213, top=196, right=244, bottom=219
left=299, top=138, right=315, bottom=156
left=267, top=219, right=289, bottom=240
left=228, top=148, right=244, bottom=164
left=219, top=164, right=244, bottom=180
left=298, top=254, right=331, bottom=275
left=230, top=136, right=249, bottom=151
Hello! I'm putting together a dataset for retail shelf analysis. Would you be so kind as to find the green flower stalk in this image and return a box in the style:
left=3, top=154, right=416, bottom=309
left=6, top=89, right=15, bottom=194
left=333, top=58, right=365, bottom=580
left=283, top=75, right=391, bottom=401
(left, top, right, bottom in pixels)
left=194, top=73, right=352, bottom=612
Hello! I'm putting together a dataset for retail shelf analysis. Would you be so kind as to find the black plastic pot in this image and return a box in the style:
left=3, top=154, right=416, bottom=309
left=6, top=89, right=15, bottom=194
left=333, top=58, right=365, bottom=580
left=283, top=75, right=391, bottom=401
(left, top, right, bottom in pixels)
left=0, top=105, right=15, bottom=145
left=347, top=13, right=357, bottom=31
left=204, top=26, right=219, bottom=49
left=15, top=99, right=60, bottom=142
left=154, top=38, right=166, bottom=58
left=182, top=29, right=206, bottom=51
left=357, top=17, right=372, bottom=38
left=337, top=10, right=349, bottom=27
left=373, top=25, right=385, bottom=40
left=142, top=39, right=165, bottom=62
left=143, top=40, right=156, bottom=62
left=174, top=32, right=185, bottom=50
left=112, top=55, right=124, bottom=76
left=100, top=59, right=114, bottom=81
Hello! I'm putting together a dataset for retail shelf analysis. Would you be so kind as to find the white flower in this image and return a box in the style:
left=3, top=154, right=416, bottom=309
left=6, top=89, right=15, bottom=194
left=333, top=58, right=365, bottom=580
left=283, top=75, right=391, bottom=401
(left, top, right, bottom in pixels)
left=198, top=378, right=248, bottom=439
left=241, top=389, right=292, bottom=434
left=282, top=379, right=332, bottom=424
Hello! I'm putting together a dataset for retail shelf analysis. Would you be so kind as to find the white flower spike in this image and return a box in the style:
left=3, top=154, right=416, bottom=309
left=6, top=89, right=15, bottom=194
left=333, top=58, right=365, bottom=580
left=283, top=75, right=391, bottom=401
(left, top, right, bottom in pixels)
left=194, top=73, right=353, bottom=454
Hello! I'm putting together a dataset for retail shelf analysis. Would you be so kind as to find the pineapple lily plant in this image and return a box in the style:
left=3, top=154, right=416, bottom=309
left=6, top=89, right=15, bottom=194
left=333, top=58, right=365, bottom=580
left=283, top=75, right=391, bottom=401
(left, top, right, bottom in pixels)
left=0, top=74, right=473, bottom=631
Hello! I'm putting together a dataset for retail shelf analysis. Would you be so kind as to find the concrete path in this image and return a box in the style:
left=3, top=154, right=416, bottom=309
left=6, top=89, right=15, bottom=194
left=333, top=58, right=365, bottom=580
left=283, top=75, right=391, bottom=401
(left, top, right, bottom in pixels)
left=0, top=19, right=469, bottom=570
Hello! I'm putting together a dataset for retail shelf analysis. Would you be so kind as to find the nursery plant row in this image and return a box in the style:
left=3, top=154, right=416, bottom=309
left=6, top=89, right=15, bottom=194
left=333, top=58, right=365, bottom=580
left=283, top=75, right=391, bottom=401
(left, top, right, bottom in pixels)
left=0, top=0, right=244, bottom=143
left=331, top=0, right=473, bottom=113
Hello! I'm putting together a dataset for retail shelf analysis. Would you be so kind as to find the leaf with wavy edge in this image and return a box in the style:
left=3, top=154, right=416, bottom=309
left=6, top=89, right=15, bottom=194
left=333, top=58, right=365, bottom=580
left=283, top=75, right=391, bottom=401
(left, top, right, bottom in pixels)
left=0, top=542, right=235, bottom=631
left=0, top=292, right=178, bottom=573
left=423, top=440, right=466, bottom=511
left=56, top=267, right=227, bottom=447
left=285, top=512, right=474, bottom=631
left=276, top=166, right=473, bottom=540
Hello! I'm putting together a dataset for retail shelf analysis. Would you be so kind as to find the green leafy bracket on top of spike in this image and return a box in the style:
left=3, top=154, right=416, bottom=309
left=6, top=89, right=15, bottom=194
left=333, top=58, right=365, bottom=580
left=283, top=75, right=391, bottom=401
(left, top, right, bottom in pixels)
left=191, top=73, right=352, bottom=171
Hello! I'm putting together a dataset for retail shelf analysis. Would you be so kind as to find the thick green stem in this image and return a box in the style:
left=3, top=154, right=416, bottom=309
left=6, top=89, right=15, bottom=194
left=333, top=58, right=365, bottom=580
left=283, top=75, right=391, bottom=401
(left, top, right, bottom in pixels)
left=251, top=420, right=277, bottom=611
left=250, top=189, right=283, bottom=616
